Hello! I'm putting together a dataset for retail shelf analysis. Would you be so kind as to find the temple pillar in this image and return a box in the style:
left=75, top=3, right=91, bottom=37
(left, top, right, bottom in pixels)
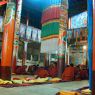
left=12, top=0, right=22, bottom=73
left=44, top=53, right=49, bottom=67
left=1, top=0, right=16, bottom=80
left=58, top=0, right=68, bottom=77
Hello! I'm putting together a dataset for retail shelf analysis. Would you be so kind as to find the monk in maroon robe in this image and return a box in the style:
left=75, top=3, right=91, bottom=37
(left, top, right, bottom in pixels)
left=48, top=62, right=58, bottom=78
left=62, top=64, right=75, bottom=81
left=35, top=67, right=49, bottom=78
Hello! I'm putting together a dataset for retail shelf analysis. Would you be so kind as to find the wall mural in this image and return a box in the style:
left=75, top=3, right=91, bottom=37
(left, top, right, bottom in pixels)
left=0, top=16, right=3, bottom=32
left=71, top=11, right=87, bottom=29
left=70, top=52, right=84, bottom=65
left=67, top=28, right=88, bottom=45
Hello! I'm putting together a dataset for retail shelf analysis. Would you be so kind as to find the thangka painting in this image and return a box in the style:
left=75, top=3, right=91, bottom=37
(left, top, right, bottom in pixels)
left=70, top=52, right=84, bottom=65
left=0, top=16, right=3, bottom=32
left=26, top=26, right=32, bottom=40
left=32, top=27, right=38, bottom=41
left=19, top=24, right=26, bottom=38
left=71, top=11, right=87, bottom=29
left=67, top=30, right=72, bottom=39
left=37, top=29, right=41, bottom=42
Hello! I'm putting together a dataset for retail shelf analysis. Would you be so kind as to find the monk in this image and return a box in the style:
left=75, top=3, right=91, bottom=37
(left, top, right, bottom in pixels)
left=35, top=67, right=49, bottom=78
left=62, top=64, right=75, bottom=81
left=74, top=65, right=81, bottom=80
left=48, top=62, right=58, bottom=78
left=16, top=65, right=27, bottom=75
left=28, top=65, right=38, bottom=75
left=79, top=65, right=88, bottom=80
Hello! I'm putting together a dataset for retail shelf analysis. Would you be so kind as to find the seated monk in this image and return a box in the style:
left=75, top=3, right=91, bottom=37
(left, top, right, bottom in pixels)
left=79, top=65, right=88, bottom=80
left=74, top=65, right=81, bottom=80
left=35, top=67, right=49, bottom=78
left=48, top=62, right=58, bottom=78
left=80, top=69, right=88, bottom=80
left=16, top=65, right=27, bottom=75
left=62, top=64, right=75, bottom=81
left=28, top=65, right=38, bottom=75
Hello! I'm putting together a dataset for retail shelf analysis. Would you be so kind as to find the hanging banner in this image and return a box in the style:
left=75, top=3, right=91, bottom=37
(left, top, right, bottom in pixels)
left=19, top=24, right=26, bottom=38
left=32, top=27, right=38, bottom=41
left=38, top=29, right=41, bottom=42
left=26, top=26, right=32, bottom=40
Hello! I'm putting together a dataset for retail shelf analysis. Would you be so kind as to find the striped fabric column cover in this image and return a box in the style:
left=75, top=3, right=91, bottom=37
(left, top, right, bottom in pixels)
left=41, top=0, right=61, bottom=53
left=41, top=0, right=68, bottom=77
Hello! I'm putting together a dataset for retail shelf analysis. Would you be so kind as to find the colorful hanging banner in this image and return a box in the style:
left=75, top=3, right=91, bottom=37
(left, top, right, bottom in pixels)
left=26, top=26, right=32, bottom=40
left=19, top=24, right=26, bottom=38
left=32, top=27, right=38, bottom=41
left=37, top=29, right=41, bottom=42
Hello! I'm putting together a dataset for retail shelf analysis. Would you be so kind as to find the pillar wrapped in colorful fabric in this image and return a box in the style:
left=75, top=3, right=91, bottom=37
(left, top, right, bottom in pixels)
left=41, top=0, right=68, bottom=78
left=41, top=0, right=61, bottom=40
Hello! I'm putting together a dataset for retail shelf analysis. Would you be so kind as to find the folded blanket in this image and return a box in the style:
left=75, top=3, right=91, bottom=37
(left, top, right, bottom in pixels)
left=56, top=91, right=80, bottom=95
left=81, top=89, right=91, bottom=94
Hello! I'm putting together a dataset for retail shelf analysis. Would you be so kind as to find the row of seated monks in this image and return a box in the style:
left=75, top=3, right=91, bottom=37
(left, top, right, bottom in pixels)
left=15, top=62, right=88, bottom=81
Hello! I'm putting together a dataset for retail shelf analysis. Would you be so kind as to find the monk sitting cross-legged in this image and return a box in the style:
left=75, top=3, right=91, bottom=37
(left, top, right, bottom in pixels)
left=48, top=62, right=58, bottom=78
left=35, top=67, right=49, bottom=78
left=62, top=64, right=75, bottom=81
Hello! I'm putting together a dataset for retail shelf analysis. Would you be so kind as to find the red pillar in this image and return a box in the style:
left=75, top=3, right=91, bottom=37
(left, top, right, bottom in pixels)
left=12, top=0, right=22, bottom=73
left=0, top=1, right=7, bottom=6
left=1, top=2, right=16, bottom=80
left=58, top=0, right=68, bottom=77
left=93, top=0, right=95, bottom=94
